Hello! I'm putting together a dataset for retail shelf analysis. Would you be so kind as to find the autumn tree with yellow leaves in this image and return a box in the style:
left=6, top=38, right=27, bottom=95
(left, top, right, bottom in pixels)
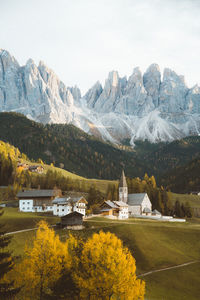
left=13, top=223, right=145, bottom=300
left=14, top=221, right=72, bottom=300
left=74, top=231, right=145, bottom=300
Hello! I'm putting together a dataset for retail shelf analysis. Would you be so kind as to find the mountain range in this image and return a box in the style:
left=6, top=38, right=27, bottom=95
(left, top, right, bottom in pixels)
left=1, top=49, right=200, bottom=145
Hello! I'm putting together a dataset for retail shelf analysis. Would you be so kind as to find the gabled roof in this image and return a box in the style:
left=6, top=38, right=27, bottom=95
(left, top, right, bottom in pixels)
left=113, top=201, right=128, bottom=207
left=143, top=207, right=151, bottom=213
left=70, top=197, right=88, bottom=204
left=61, top=211, right=83, bottom=219
left=119, top=170, right=127, bottom=188
left=152, top=209, right=161, bottom=215
left=52, top=196, right=87, bottom=205
left=17, top=189, right=59, bottom=198
left=52, top=197, right=70, bottom=204
left=101, top=200, right=118, bottom=209
left=128, top=193, right=147, bottom=206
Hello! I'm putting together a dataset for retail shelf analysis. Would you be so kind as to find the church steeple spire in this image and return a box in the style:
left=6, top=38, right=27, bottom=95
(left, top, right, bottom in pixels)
left=119, top=170, right=128, bottom=203
left=119, top=170, right=127, bottom=188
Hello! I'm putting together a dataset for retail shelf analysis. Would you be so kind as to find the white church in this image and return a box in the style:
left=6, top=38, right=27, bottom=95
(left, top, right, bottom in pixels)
left=100, top=170, right=154, bottom=219
left=119, top=170, right=153, bottom=216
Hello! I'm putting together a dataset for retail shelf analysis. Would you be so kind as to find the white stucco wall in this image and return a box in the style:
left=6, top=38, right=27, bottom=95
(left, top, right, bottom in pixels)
left=128, top=205, right=141, bottom=215
left=53, top=204, right=72, bottom=216
left=73, top=204, right=86, bottom=216
left=118, top=206, right=129, bottom=219
left=19, top=199, right=33, bottom=212
left=141, top=194, right=152, bottom=213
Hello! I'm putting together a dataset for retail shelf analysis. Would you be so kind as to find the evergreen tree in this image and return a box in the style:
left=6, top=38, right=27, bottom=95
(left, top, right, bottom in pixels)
left=0, top=208, right=20, bottom=299
left=184, top=201, right=193, bottom=218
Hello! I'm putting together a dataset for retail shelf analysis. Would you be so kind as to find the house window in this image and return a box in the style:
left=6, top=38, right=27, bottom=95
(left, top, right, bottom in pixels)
left=27, top=202, right=30, bottom=204
left=57, top=209, right=59, bottom=212
left=23, top=202, right=25, bottom=205
left=62, top=209, right=64, bottom=212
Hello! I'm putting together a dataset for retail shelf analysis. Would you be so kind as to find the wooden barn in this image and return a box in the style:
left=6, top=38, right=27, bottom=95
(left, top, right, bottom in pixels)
left=61, top=211, right=83, bottom=227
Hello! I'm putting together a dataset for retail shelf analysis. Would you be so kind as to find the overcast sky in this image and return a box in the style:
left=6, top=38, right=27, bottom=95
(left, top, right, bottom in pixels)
left=0, top=0, right=200, bottom=94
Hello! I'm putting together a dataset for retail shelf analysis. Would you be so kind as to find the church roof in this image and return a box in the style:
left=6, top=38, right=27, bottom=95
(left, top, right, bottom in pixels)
left=143, top=207, right=151, bottom=213
left=119, top=170, right=127, bottom=187
left=128, top=193, right=147, bottom=205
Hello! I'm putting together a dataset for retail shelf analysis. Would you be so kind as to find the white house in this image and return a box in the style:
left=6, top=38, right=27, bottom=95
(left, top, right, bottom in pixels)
left=18, top=189, right=61, bottom=212
left=113, top=201, right=129, bottom=219
left=52, top=196, right=87, bottom=217
left=100, top=200, right=129, bottom=219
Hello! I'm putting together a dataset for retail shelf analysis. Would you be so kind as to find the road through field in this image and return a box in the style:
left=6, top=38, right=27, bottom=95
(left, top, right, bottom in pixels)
left=5, top=225, right=56, bottom=235
left=138, top=261, right=199, bottom=278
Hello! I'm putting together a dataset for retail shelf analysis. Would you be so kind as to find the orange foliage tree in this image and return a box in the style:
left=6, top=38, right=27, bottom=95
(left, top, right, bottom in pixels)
left=74, top=231, right=145, bottom=300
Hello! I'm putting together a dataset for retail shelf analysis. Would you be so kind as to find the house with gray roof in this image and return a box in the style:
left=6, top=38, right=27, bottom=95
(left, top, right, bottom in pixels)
left=100, top=200, right=129, bottom=219
left=18, top=189, right=62, bottom=213
left=52, top=196, right=87, bottom=217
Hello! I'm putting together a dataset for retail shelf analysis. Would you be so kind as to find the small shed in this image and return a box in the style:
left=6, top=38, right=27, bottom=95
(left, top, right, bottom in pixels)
left=61, top=211, right=83, bottom=227
left=152, top=209, right=162, bottom=216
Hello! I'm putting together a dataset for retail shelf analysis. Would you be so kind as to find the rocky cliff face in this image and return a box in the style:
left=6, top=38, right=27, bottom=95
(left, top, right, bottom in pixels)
left=1, top=49, right=200, bottom=145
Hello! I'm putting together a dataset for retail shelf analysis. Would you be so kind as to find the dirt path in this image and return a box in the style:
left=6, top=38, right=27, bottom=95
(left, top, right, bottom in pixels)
left=5, top=225, right=56, bottom=236
left=138, top=261, right=199, bottom=278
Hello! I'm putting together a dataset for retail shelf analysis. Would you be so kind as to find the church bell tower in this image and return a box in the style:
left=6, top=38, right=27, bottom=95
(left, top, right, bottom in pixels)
left=119, top=170, right=128, bottom=203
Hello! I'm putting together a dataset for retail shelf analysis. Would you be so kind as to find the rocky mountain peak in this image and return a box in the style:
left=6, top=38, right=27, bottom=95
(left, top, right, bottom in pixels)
left=108, top=71, right=119, bottom=87
left=1, top=49, right=200, bottom=145
left=143, top=64, right=161, bottom=107
left=128, top=67, right=143, bottom=85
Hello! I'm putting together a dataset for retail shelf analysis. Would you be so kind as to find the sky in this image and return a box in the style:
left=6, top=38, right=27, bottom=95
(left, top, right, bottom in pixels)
left=0, top=0, right=200, bottom=94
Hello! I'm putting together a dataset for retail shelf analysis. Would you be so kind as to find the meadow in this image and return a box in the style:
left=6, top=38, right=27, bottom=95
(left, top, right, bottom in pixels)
left=1, top=208, right=200, bottom=299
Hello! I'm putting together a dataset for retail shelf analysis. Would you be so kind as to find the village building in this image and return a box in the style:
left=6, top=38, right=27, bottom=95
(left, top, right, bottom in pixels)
left=17, top=162, right=29, bottom=171
left=100, top=200, right=129, bottom=219
left=61, top=211, right=84, bottom=227
left=18, top=189, right=62, bottom=212
left=190, top=191, right=200, bottom=196
left=152, top=209, right=162, bottom=216
left=28, top=165, right=44, bottom=174
left=119, top=171, right=152, bottom=216
left=52, top=196, right=87, bottom=217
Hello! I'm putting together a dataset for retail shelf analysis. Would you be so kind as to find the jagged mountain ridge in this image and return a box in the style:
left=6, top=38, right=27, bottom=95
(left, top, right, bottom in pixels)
left=0, top=49, right=200, bottom=145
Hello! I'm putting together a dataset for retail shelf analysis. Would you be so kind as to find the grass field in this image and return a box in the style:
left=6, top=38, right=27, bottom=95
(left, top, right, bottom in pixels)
left=1, top=208, right=200, bottom=299
left=24, top=161, right=117, bottom=194
left=0, top=207, right=59, bottom=232
left=145, top=262, right=200, bottom=300
left=170, top=192, right=200, bottom=208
